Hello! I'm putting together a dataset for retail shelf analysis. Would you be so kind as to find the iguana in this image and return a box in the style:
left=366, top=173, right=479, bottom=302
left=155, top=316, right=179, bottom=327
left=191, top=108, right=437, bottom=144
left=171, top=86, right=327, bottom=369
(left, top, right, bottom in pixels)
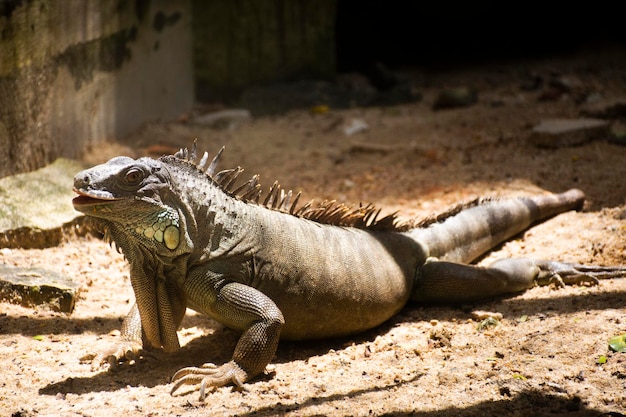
left=72, top=143, right=626, bottom=400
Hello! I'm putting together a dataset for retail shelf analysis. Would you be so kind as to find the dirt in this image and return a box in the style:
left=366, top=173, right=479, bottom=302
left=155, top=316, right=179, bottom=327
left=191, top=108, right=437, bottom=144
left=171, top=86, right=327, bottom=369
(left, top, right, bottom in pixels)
left=2, top=46, right=626, bottom=417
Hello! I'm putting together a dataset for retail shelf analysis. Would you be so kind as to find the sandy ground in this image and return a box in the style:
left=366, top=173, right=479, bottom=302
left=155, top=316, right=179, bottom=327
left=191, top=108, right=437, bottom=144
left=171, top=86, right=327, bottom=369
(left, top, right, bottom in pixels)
left=2, top=46, right=626, bottom=416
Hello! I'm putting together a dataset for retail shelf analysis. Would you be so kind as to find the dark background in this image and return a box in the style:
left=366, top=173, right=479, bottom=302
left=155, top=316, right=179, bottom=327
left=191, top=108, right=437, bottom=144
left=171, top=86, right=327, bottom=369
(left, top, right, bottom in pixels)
left=335, top=1, right=625, bottom=72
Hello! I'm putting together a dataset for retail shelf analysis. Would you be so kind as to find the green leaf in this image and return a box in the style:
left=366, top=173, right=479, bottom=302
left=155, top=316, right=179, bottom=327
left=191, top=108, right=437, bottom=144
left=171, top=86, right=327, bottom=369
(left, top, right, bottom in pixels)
left=608, top=334, right=626, bottom=353
left=476, top=317, right=500, bottom=332
left=597, top=355, right=608, bottom=364
left=32, top=335, right=44, bottom=341
left=512, top=373, right=527, bottom=380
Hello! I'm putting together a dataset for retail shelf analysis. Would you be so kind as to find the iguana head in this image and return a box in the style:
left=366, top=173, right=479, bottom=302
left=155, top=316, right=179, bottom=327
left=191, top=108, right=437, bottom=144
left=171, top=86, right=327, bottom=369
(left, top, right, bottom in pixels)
left=73, top=156, right=191, bottom=255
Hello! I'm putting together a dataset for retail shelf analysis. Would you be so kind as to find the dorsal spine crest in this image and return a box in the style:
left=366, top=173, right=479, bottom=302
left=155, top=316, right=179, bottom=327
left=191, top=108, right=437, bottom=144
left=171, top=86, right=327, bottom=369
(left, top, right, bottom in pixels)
left=166, top=143, right=483, bottom=232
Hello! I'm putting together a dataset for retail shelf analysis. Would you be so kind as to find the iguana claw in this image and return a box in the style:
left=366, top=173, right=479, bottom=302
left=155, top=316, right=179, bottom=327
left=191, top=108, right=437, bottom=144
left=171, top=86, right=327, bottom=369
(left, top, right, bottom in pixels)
left=170, top=360, right=248, bottom=400
left=91, top=340, right=153, bottom=371
left=535, top=261, right=626, bottom=288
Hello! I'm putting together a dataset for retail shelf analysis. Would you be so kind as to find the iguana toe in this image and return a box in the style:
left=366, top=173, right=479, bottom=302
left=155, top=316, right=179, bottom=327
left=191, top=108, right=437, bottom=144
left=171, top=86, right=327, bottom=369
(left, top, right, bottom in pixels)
left=535, top=261, right=624, bottom=288
left=170, top=360, right=248, bottom=400
left=91, top=340, right=147, bottom=371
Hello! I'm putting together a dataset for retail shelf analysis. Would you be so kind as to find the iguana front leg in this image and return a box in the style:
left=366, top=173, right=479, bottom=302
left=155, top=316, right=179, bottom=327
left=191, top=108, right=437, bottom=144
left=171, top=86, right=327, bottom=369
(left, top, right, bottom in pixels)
left=171, top=271, right=284, bottom=400
left=91, top=268, right=188, bottom=369
left=412, top=258, right=626, bottom=303
left=90, top=302, right=144, bottom=369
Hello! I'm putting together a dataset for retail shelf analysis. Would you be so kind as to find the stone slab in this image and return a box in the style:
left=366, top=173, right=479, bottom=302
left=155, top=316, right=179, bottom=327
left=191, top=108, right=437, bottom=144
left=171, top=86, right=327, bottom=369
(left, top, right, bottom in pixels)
left=0, top=265, right=80, bottom=313
left=580, top=98, right=626, bottom=119
left=0, top=158, right=86, bottom=248
left=529, top=118, right=610, bottom=148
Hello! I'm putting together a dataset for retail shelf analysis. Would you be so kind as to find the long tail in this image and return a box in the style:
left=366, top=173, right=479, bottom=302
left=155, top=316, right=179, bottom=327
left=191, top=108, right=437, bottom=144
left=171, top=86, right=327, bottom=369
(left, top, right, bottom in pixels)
left=405, top=189, right=585, bottom=264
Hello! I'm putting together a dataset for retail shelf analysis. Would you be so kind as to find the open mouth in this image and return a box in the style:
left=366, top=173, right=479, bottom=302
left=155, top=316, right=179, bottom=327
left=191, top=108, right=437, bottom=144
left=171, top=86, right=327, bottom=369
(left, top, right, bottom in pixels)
left=72, top=189, right=119, bottom=206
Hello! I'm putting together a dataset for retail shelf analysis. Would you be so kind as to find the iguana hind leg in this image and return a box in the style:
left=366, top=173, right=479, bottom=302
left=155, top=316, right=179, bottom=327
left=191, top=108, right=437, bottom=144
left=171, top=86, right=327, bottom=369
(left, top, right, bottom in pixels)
left=411, top=258, right=626, bottom=303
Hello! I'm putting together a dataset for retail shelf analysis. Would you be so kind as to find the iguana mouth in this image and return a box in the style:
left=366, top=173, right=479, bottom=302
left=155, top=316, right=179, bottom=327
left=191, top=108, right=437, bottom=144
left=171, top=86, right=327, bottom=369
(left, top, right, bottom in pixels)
left=72, top=189, right=120, bottom=206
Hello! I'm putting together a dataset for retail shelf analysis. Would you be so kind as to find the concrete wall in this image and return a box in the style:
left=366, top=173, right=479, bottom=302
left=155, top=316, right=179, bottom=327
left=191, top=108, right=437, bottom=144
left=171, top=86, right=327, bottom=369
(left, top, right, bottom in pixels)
left=192, top=0, right=336, bottom=102
left=0, top=0, right=193, bottom=177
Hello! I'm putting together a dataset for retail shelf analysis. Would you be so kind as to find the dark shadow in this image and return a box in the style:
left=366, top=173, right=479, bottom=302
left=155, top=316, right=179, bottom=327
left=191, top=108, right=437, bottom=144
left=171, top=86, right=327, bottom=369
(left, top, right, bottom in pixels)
left=0, top=314, right=124, bottom=337
left=34, top=283, right=626, bottom=399
left=38, top=328, right=237, bottom=396
left=499, top=287, right=626, bottom=316
left=39, top=363, right=170, bottom=395
left=40, top=361, right=626, bottom=416
left=336, top=1, right=625, bottom=71
left=402, top=288, right=626, bottom=324
left=270, top=286, right=626, bottom=365
left=11, top=282, right=624, bottom=388
left=234, top=388, right=622, bottom=417
left=9, top=285, right=626, bottom=363
left=0, top=307, right=223, bottom=337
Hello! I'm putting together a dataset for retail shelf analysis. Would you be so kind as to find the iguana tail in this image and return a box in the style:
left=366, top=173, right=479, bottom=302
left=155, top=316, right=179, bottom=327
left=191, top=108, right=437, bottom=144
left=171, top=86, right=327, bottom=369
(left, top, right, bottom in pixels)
left=405, top=189, right=585, bottom=264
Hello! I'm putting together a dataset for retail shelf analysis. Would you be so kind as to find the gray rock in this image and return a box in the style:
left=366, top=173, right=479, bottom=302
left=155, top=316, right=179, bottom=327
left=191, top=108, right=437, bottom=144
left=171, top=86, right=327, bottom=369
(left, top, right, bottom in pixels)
left=0, top=265, right=80, bottom=313
left=549, top=75, right=584, bottom=93
left=529, top=118, right=610, bottom=148
left=239, top=78, right=421, bottom=115
left=191, top=109, right=251, bottom=130
left=580, top=98, right=626, bottom=119
left=0, top=158, right=86, bottom=248
left=433, top=87, right=478, bottom=110
left=609, top=122, right=626, bottom=146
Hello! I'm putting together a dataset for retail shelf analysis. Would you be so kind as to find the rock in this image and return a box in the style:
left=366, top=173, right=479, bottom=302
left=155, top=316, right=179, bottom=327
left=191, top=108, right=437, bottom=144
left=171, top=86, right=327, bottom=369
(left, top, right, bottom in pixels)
left=538, top=74, right=586, bottom=102
left=537, top=87, right=565, bottom=102
left=549, top=75, right=584, bottom=93
left=336, top=72, right=377, bottom=96
left=239, top=77, right=421, bottom=115
left=471, top=310, right=503, bottom=321
left=365, top=62, right=422, bottom=106
left=240, top=80, right=346, bottom=115
left=191, top=109, right=251, bottom=130
left=520, top=73, right=543, bottom=91
left=580, top=98, right=626, bottom=119
left=0, top=158, right=87, bottom=248
left=433, top=87, right=478, bottom=110
left=368, top=62, right=403, bottom=91
left=343, top=119, right=369, bottom=136
left=529, top=118, right=610, bottom=148
left=609, top=121, right=626, bottom=146
left=348, top=141, right=396, bottom=154
left=0, top=265, right=80, bottom=313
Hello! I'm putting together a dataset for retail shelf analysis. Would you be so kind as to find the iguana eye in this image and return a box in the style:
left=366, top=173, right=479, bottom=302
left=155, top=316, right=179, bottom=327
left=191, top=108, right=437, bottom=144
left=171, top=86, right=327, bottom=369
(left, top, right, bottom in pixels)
left=124, top=168, right=144, bottom=185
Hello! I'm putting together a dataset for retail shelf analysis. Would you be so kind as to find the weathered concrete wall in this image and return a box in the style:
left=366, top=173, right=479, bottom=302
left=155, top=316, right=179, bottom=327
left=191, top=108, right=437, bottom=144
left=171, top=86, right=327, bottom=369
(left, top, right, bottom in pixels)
left=193, top=0, right=336, bottom=102
left=0, top=0, right=193, bottom=177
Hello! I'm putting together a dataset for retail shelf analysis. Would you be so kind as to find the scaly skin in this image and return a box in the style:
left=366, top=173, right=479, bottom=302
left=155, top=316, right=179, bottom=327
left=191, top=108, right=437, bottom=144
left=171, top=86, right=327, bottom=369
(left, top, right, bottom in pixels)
left=72, top=148, right=626, bottom=400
